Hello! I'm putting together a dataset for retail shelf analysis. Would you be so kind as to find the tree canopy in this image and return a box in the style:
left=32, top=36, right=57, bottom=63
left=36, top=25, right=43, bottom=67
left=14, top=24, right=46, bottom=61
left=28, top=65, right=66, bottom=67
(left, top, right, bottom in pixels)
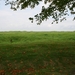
left=5, top=0, right=75, bottom=24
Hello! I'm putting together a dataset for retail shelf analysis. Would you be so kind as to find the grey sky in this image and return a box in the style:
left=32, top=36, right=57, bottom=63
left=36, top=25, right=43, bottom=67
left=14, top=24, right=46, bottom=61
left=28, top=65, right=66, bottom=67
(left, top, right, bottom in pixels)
left=0, top=1, right=75, bottom=31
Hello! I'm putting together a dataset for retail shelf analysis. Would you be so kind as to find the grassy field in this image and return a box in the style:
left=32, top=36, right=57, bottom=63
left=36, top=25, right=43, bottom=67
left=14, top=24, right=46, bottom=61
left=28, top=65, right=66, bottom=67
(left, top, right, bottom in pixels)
left=0, top=31, right=75, bottom=75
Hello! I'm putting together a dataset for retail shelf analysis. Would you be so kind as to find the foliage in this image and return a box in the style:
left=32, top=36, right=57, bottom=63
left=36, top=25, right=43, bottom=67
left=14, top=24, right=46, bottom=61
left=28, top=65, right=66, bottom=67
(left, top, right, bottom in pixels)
left=5, top=0, right=75, bottom=24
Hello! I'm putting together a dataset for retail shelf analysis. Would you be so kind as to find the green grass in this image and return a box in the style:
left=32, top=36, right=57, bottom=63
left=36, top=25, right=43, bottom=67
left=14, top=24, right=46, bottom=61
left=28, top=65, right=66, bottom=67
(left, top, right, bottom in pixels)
left=0, top=31, right=75, bottom=75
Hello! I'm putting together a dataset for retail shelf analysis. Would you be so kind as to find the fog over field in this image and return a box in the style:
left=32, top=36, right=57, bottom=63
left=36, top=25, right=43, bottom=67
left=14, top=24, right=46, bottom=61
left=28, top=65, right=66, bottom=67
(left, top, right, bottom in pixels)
left=0, top=1, right=75, bottom=31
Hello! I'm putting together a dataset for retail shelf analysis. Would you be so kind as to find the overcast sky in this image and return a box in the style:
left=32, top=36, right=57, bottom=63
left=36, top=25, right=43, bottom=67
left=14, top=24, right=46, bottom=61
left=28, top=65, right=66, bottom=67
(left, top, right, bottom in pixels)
left=0, top=1, right=75, bottom=31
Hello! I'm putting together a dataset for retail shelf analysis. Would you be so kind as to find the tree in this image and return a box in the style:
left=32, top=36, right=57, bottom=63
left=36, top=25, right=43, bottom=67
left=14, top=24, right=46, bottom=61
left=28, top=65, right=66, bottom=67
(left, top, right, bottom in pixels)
left=5, top=0, right=75, bottom=24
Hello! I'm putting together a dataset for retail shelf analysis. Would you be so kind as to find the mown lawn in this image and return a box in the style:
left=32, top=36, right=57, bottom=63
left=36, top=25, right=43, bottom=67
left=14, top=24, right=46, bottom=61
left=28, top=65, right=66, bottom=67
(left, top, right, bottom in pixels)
left=0, top=31, right=75, bottom=75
